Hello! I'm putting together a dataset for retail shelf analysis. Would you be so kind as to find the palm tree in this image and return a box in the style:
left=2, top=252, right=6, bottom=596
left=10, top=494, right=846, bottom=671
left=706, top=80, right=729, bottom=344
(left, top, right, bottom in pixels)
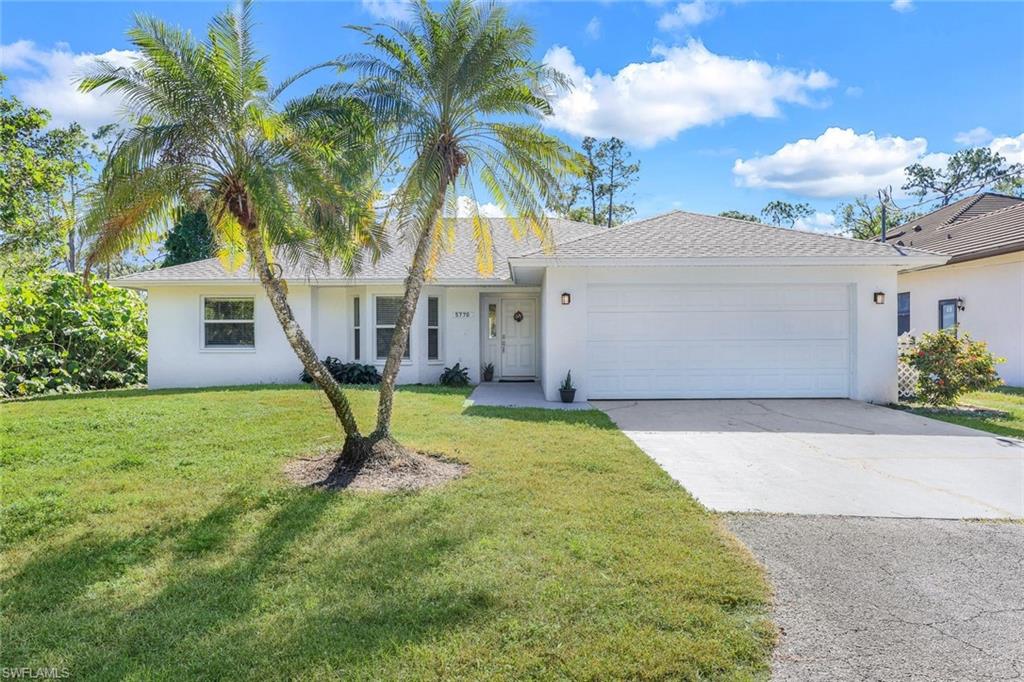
left=78, top=1, right=382, bottom=445
left=341, top=0, right=580, bottom=454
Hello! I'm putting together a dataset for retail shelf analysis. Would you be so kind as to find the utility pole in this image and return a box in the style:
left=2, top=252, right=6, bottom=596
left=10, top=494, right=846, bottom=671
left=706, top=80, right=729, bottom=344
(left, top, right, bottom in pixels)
left=878, top=188, right=889, bottom=243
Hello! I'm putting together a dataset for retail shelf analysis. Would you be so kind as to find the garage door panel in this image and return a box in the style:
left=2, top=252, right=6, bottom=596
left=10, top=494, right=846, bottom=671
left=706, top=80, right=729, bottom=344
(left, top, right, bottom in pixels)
left=588, top=310, right=848, bottom=341
left=585, top=283, right=851, bottom=399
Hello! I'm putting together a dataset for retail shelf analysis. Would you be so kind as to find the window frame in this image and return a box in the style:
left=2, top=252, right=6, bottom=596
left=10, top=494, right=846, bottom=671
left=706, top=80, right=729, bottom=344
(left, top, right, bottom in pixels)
left=374, top=295, right=411, bottom=362
left=897, top=292, right=911, bottom=336
left=427, top=296, right=441, bottom=363
left=352, top=296, right=361, bottom=361
left=938, top=298, right=958, bottom=331
left=200, top=295, right=256, bottom=351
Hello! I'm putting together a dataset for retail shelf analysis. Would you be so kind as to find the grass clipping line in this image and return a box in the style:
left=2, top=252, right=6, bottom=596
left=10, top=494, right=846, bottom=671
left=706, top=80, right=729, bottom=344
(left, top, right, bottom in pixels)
left=284, top=447, right=467, bottom=492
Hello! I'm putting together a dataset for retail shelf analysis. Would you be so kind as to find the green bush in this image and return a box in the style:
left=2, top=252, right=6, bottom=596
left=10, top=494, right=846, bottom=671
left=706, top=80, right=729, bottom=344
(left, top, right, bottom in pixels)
left=300, top=357, right=380, bottom=385
left=904, top=328, right=1003, bottom=406
left=439, top=362, right=470, bottom=387
left=0, top=273, right=147, bottom=397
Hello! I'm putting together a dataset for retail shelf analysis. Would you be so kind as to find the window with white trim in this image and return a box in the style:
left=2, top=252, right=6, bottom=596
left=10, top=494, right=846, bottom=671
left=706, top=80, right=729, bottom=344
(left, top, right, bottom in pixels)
left=203, top=297, right=254, bottom=348
left=375, top=296, right=410, bottom=360
left=427, top=296, right=440, bottom=361
left=353, top=297, right=361, bottom=360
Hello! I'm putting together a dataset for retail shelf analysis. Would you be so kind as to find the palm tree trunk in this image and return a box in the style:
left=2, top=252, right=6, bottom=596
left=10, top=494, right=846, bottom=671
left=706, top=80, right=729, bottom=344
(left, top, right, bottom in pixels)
left=240, top=224, right=362, bottom=439
left=372, top=216, right=436, bottom=439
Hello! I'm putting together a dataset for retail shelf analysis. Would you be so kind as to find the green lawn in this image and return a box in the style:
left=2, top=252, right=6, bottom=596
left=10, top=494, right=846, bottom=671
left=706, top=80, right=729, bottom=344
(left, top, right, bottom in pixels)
left=907, top=386, right=1024, bottom=439
left=1, top=385, right=772, bottom=680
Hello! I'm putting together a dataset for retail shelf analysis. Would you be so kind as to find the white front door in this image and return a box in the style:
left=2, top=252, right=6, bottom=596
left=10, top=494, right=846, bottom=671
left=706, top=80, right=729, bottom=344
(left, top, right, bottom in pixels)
left=500, top=299, right=537, bottom=377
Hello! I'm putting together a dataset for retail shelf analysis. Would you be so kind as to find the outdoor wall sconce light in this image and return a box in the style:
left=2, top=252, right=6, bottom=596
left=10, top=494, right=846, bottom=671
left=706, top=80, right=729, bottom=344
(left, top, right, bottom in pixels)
left=956, top=297, right=965, bottom=311
left=561, top=292, right=571, bottom=305
left=873, top=292, right=885, bottom=304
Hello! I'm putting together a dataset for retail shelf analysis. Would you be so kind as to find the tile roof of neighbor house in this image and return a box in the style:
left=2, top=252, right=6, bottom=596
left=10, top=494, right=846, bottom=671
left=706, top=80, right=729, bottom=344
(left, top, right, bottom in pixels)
left=115, top=211, right=942, bottom=286
left=514, top=210, right=941, bottom=261
left=882, top=192, right=1024, bottom=263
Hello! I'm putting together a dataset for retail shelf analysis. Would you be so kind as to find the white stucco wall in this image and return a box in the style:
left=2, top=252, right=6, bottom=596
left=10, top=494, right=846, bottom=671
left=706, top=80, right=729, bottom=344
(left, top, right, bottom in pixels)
left=145, top=283, right=490, bottom=389
left=540, top=265, right=899, bottom=404
left=147, top=284, right=312, bottom=389
left=898, top=252, right=1024, bottom=386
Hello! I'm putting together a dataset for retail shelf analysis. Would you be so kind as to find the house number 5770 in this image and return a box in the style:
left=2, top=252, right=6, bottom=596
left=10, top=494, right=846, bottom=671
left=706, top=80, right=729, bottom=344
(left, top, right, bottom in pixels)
left=453, top=311, right=471, bottom=318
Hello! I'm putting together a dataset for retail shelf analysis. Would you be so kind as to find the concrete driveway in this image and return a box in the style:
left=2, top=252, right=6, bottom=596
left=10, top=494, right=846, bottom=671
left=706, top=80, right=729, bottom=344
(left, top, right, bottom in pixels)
left=595, top=399, right=1024, bottom=519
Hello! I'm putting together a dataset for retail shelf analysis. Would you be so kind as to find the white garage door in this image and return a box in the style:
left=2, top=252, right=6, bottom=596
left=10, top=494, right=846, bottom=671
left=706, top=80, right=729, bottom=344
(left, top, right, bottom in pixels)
left=586, top=283, right=851, bottom=399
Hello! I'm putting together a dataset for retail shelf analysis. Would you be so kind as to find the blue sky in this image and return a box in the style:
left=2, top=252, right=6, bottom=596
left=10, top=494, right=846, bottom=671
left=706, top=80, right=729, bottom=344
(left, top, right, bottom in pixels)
left=3, top=0, right=1022, bottom=231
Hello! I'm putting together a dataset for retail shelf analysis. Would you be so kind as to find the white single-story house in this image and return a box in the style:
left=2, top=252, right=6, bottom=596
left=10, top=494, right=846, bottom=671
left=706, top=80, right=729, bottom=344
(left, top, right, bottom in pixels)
left=113, top=211, right=945, bottom=403
left=883, top=192, right=1024, bottom=386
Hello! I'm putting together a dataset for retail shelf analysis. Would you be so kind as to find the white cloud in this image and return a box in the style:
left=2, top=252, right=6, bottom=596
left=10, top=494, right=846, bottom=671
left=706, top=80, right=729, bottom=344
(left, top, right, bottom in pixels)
left=954, top=126, right=993, bottom=146
left=657, top=0, right=717, bottom=31
left=989, top=133, right=1024, bottom=165
left=543, top=41, right=835, bottom=148
left=891, top=0, right=914, bottom=12
left=360, top=0, right=414, bottom=21
left=733, top=128, right=931, bottom=198
left=585, top=17, right=602, bottom=40
left=455, top=196, right=505, bottom=218
left=794, top=211, right=838, bottom=234
left=0, top=40, right=137, bottom=130
left=845, top=85, right=863, bottom=98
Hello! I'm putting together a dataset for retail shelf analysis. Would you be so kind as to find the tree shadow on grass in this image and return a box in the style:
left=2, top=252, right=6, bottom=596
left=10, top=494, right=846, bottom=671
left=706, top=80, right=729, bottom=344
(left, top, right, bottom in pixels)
left=462, top=404, right=617, bottom=429
left=3, top=488, right=488, bottom=678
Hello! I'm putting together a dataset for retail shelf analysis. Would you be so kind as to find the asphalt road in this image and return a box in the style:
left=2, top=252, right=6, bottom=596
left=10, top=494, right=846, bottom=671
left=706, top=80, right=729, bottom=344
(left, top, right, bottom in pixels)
left=727, top=515, right=1024, bottom=681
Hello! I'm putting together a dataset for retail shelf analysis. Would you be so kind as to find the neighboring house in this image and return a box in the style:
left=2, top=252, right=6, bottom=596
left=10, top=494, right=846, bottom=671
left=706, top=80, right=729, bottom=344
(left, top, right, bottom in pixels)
left=884, top=193, right=1024, bottom=386
left=114, top=211, right=943, bottom=403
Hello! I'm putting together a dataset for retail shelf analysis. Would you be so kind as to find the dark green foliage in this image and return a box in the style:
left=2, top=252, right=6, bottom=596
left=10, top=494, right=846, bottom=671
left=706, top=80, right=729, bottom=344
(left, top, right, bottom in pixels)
left=560, top=370, right=575, bottom=391
left=903, top=147, right=1023, bottom=206
left=718, top=210, right=760, bottom=223
left=162, top=211, right=215, bottom=267
left=760, top=200, right=813, bottom=228
left=0, top=273, right=147, bottom=397
left=439, top=362, right=470, bottom=387
left=299, top=357, right=380, bottom=385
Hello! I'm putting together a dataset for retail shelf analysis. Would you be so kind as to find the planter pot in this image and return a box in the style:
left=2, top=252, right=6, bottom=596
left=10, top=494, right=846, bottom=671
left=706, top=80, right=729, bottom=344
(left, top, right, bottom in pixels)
left=559, top=388, right=576, bottom=404
left=482, top=370, right=494, bottom=382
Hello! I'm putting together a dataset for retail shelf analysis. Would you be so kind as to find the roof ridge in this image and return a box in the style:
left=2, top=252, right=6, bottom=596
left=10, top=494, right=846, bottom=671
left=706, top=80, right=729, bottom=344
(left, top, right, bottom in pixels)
left=514, top=209, right=687, bottom=258
left=934, top=199, right=1024, bottom=230
left=944, top=194, right=987, bottom=225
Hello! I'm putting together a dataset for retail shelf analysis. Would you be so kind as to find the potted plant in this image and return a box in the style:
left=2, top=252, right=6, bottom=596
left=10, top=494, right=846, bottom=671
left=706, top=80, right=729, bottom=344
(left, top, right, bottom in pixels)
left=559, top=370, right=576, bottom=403
left=482, top=362, right=495, bottom=382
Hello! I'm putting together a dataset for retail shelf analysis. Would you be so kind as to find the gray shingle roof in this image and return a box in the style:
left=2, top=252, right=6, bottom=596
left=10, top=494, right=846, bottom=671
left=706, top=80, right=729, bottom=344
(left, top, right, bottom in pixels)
left=116, top=218, right=604, bottom=284
left=117, top=210, right=944, bottom=287
left=514, top=210, right=941, bottom=260
left=882, top=193, right=1024, bottom=263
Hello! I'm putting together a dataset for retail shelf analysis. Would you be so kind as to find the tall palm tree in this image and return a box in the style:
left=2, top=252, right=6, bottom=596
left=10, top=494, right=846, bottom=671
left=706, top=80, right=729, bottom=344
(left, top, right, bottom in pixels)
left=78, top=1, right=382, bottom=444
left=342, top=0, right=580, bottom=449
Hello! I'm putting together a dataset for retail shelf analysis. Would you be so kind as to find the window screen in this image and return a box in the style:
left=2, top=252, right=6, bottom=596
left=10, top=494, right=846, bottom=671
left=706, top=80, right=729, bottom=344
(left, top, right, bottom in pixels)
left=203, top=298, right=254, bottom=348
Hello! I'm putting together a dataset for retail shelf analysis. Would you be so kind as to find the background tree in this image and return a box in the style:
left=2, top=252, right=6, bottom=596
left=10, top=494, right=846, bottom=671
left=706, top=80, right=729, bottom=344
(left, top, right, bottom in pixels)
left=343, top=0, right=578, bottom=459
left=718, top=210, right=760, bottom=223
left=903, top=147, right=1023, bottom=206
left=162, top=211, right=215, bottom=267
left=0, top=77, right=78, bottom=281
left=80, top=1, right=382, bottom=448
left=760, top=200, right=813, bottom=228
left=594, top=137, right=639, bottom=227
left=547, top=136, right=638, bottom=226
left=41, top=123, right=94, bottom=273
left=994, top=175, right=1024, bottom=199
left=833, top=195, right=920, bottom=240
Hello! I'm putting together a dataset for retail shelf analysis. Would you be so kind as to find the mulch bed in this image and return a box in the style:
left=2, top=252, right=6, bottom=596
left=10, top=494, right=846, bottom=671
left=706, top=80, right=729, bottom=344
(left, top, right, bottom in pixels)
left=284, top=450, right=467, bottom=492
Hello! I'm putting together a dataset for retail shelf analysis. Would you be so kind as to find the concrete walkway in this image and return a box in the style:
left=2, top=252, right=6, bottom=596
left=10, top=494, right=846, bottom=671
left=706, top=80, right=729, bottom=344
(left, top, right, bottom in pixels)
left=466, top=382, right=592, bottom=411
left=595, top=399, right=1024, bottom=518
